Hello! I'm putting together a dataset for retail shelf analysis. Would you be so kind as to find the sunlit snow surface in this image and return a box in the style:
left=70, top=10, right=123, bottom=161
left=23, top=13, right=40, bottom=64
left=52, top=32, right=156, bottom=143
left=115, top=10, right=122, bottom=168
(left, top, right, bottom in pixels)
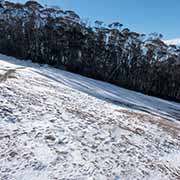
left=0, top=54, right=180, bottom=180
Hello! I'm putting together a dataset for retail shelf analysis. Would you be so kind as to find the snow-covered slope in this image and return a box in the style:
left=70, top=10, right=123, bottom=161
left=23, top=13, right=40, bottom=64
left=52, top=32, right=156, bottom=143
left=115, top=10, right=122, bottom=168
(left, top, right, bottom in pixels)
left=0, top=54, right=180, bottom=180
left=164, top=38, right=180, bottom=45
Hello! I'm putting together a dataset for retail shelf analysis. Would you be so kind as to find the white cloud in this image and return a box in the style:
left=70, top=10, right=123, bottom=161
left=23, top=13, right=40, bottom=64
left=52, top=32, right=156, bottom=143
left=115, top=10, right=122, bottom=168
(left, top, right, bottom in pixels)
left=164, top=38, right=180, bottom=45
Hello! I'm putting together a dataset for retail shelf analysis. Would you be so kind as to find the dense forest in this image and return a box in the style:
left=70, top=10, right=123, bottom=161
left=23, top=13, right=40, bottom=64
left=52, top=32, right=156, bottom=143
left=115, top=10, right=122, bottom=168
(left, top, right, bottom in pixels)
left=0, top=1, right=180, bottom=102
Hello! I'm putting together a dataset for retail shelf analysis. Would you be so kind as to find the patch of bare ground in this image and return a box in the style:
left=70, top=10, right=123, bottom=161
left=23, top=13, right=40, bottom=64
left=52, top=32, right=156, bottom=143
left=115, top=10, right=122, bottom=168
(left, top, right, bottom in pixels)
left=116, top=109, right=180, bottom=139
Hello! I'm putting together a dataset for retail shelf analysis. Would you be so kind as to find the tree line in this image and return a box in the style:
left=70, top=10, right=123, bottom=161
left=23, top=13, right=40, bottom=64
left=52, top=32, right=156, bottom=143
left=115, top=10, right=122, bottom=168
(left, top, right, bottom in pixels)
left=0, top=1, right=180, bottom=102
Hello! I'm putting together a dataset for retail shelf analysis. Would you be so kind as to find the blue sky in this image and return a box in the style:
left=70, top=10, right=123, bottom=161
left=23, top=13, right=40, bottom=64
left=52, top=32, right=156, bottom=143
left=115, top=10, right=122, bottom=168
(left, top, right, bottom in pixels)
left=11, top=0, right=180, bottom=40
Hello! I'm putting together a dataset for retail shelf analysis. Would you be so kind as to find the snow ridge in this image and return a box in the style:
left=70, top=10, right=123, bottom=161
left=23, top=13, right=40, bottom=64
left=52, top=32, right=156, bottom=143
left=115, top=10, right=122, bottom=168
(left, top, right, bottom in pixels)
left=164, top=38, right=180, bottom=45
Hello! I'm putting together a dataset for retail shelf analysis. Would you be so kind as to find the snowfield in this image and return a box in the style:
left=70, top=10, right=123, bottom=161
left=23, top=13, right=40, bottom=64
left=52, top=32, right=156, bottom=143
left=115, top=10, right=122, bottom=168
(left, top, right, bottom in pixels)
left=0, top=54, right=180, bottom=180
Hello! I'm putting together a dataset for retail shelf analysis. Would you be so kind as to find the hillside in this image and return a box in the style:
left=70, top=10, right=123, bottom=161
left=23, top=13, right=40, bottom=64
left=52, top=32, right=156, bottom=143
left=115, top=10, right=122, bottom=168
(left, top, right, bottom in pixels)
left=0, top=54, right=180, bottom=180
left=0, top=1, right=180, bottom=101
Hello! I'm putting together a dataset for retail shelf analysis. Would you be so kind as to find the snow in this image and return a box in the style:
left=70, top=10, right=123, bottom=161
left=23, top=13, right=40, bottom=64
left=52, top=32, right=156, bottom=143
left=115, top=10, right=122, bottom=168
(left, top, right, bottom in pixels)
left=0, top=54, right=180, bottom=180
left=164, top=38, right=180, bottom=45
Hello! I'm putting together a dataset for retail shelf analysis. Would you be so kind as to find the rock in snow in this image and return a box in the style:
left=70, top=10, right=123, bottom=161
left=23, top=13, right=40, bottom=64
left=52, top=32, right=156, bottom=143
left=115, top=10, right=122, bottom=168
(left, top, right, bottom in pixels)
left=0, top=54, right=180, bottom=180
